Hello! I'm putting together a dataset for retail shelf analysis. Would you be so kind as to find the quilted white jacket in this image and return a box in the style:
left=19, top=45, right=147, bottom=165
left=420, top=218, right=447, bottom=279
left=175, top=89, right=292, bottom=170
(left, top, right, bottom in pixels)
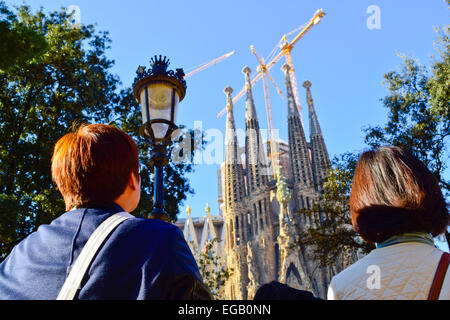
left=328, top=242, right=449, bottom=300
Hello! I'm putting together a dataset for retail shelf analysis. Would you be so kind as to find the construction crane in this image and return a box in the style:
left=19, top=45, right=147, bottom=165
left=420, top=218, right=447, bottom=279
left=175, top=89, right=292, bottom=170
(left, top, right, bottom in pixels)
left=183, top=50, right=236, bottom=79
left=250, top=45, right=283, bottom=179
left=216, top=9, right=325, bottom=119
left=279, top=9, right=325, bottom=121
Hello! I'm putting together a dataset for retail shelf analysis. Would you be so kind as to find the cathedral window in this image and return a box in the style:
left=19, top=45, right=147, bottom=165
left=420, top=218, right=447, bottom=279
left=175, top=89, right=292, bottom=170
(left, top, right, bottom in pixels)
left=247, top=213, right=253, bottom=240
left=274, top=243, right=280, bottom=276
left=263, top=198, right=268, bottom=225
left=253, top=204, right=258, bottom=233
left=259, top=200, right=264, bottom=230
left=228, top=219, right=234, bottom=248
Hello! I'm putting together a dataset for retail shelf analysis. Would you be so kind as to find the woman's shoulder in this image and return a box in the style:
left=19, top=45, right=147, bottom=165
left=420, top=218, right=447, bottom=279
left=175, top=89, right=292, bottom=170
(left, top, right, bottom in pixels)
left=330, top=243, right=446, bottom=299
left=335, top=243, right=442, bottom=279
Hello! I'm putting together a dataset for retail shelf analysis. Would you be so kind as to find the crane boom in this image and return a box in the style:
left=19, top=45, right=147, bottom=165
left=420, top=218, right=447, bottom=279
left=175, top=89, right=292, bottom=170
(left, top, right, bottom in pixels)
left=184, top=50, right=236, bottom=79
left=216, top=72, right=262, bottom=118
left=266, top=66, right=284, bottom=99
left=261, top=73, right=278, bottom=178
left=281, top=9, right=325, bottom=118
left=282, top=9, right=324, bottom=52
left=250, top=45, right=265, bottom=67
left=216, top=9, right=325, bottom=119
left=250, top=45, right=284, bottom=178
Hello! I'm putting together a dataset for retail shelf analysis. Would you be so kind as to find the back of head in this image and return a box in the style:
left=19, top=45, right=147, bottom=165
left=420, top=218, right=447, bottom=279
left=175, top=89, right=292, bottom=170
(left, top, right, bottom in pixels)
left=253, top=281, right=320, bottom=300
left=350, top=146, right=448, bottom=243
left=51, top=123, right=139, bottom=211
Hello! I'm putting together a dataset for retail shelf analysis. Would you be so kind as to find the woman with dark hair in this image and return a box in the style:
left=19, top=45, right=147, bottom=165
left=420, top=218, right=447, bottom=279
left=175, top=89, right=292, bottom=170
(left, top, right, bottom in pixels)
left=328, top=146, right=449, bottom=300
left=0, top=124, right=212, bottom=300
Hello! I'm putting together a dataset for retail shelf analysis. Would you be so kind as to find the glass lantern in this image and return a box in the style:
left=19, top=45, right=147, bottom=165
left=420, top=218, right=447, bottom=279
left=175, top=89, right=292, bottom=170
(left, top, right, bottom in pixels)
left=139, top=83, right=179, bottom=140
left=133, top=55, right=186, bottom=143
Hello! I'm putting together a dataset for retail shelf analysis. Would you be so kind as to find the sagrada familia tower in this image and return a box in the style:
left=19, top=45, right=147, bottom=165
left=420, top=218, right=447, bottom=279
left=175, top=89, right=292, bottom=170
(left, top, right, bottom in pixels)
left=220, top=63, right=337, bottom=299
left=176, top=62, right=347, bottom=299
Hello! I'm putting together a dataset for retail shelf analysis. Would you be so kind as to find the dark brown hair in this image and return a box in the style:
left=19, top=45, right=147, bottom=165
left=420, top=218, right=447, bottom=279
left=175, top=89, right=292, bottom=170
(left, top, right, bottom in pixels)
left=51, top=123, right=139, bottom=211
left=350, top=146, right=448, bottom=243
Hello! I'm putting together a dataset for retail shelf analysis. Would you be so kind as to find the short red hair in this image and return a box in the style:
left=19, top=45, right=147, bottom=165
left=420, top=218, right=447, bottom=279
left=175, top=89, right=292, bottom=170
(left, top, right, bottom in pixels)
left=51, top=123, right=139, bottom=211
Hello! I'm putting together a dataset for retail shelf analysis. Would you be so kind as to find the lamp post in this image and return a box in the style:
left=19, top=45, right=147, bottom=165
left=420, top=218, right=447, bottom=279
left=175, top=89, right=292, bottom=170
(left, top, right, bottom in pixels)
left=133, top=55, right=187, bottom=221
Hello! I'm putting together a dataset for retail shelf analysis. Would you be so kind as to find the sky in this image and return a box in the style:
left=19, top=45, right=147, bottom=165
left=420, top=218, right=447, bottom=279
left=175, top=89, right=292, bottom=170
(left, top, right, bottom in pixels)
left=7, top=0, right=449, bottom=228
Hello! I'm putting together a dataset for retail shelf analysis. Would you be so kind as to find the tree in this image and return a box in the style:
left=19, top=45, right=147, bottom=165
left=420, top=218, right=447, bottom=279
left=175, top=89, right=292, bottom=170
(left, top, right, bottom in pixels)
left=196, top=239, right=233, bottom=300
left=364, top=53, right=449, bottom=196
left=0, top=5, right=200, bottom=260
left=296, top=153, right=374, bottom=268
left=0, top=1, right=48, bottom=71
left=363, top=5, right=449, bottom=195
left=427, top=24, right=450, bottom=122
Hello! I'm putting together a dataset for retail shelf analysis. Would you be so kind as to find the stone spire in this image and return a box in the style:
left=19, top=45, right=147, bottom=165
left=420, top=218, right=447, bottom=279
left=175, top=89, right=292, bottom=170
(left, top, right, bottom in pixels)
left=224, top=86, right=246, bottom=208
left=282, top=64, right=314, bottom=190
left=303, top=80, right=322, bottom=136
left=303, top=80, right=330, bottom=189
left=242, top=66, right=269, bottom=194
left=282, top=64, right=301, bottom=118
left=223, top=86, right=249, bottom=300
left=243, top=66, right=258, bottom=121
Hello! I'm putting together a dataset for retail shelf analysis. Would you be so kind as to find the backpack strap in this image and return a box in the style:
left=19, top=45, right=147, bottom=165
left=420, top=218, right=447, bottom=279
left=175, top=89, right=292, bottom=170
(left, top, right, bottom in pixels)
left=427, top=252, right=450, bottom=300
left=57, top=212, right=133, bottom=300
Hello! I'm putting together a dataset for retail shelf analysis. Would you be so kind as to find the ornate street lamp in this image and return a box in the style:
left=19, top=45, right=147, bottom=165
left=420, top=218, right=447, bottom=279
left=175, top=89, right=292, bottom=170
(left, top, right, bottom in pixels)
left=133, top=55, right=187, bottom=221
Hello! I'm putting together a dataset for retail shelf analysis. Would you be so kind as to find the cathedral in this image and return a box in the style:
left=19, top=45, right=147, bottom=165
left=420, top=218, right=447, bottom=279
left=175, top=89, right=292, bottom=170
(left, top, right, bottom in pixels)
left=220, top=61, right=339, bottom=300
left=176, top=63, right=341, bottom=299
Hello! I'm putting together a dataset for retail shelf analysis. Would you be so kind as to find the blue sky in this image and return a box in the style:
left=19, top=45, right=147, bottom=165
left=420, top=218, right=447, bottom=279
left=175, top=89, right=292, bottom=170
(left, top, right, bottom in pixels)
left=8, top=1, right=449, bottom=229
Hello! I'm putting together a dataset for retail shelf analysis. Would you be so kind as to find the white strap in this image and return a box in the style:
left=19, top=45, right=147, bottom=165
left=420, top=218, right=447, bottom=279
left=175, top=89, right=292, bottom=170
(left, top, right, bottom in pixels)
left=57, top=212, right=132, bottom=300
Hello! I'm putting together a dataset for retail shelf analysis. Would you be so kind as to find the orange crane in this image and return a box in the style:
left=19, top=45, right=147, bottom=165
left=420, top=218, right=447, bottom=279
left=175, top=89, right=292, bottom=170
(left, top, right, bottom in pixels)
left=250, top=45, right=284, bottom=178
left=184, top=50, right=236, bottom=79
left=279, top=9, right=325, bottom=121
left=216, top=9, right=325, bottom=120
left=216, top=9, right=325, bottom=179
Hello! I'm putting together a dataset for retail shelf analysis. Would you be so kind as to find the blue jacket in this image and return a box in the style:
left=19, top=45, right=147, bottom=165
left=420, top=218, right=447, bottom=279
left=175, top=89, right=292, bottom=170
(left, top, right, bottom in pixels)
left=0, top=204, right=212, bottom=300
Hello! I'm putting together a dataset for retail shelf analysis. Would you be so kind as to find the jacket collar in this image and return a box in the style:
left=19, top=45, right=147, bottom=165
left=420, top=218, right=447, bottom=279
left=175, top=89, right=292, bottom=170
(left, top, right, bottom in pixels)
left=69, top=203, right=125, bottom=214
left=376, top=232, right=435, bottom=249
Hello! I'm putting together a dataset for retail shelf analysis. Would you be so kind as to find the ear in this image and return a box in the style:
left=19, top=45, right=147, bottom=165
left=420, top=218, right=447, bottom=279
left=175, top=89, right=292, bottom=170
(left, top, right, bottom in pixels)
left=350, top=212, right=358, bottom=231
left=128, top=172, right=140, bottom=191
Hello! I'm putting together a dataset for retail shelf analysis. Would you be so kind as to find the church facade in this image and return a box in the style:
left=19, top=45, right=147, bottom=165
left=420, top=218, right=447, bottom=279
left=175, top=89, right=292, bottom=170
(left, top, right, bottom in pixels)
left=176, top=63, right=343, bottom=299
left=219, top=63, right=337, bottom=299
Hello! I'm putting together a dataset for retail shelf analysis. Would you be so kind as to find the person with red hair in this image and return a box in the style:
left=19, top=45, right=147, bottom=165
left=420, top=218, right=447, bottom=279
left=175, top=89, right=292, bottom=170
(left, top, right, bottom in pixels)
left=0, top=123, right=212, bottom=300
left=328, top=146, right=449, bottom=300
